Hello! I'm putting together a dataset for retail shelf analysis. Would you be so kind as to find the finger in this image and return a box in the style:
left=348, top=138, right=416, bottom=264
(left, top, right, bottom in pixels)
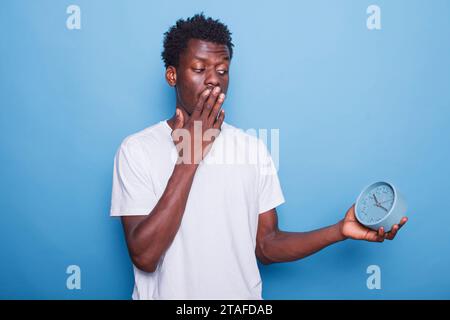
left=367, top=231, right=384, bottom=242
left=213, top=109, right=225, bottom=129
left=208, top=93, right=225, bottom=126
left=398, top=217, right=408, bottom=228
left=378, top=227, right=385, bottom=238
left=202, top=86, right=221, bottom=119
left=192, top=88, right=212, bottom=118
left=366, top=231, right=378, bottom=241
left=174, top=108, right=184, bottom=129
left=376, top=232, right=385, bottom=242
left=369, top=228, right=384, bottom=242
left=386, top=224, right=399, bottom=240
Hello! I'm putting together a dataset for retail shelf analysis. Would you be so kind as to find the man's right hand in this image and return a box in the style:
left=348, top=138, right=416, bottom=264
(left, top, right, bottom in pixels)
left=171, top=86, right=226, bottom=165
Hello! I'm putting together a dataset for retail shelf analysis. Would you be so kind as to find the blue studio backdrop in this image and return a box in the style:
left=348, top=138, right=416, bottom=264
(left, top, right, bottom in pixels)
left=1, top=0, right=449, bottom=299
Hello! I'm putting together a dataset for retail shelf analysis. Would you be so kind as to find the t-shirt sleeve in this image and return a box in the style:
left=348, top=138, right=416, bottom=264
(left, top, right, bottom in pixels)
left=257, top=138, right=285, bottom=214
left=110, top=138, right=158, bottom=216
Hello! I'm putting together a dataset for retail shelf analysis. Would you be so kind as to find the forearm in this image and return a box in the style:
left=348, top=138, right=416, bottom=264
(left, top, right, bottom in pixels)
left=129, top=163, right=198, bottom=270
left=260, top=221, right=348, bottom=264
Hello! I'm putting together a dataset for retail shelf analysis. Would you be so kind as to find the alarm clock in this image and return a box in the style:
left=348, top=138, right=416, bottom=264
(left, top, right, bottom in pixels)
left=355, top=181, right=407, bottom=232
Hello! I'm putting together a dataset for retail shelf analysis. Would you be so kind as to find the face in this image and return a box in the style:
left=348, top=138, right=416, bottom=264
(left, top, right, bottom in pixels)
left=166, top=39, right=230, bottom=115
left=358, top=183, right=395, bottom=223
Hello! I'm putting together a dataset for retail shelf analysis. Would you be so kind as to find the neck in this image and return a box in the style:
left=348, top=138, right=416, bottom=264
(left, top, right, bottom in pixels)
left=166, top=104, right=190, bottom=130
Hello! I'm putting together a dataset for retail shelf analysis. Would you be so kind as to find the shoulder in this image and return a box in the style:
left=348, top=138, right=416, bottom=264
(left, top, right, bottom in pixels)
left=118, top=120, right=171, bottom=153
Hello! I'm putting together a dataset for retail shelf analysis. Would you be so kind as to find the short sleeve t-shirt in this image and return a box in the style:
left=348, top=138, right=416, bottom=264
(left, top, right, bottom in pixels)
left=110, top=119, right=285, bottom=300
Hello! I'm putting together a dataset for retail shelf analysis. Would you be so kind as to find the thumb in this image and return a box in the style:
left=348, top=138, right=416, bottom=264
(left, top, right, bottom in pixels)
left=174, top=109, right=184, bottom=129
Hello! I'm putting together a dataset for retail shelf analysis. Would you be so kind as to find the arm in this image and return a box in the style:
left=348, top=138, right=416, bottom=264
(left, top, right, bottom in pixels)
left=256, top=206, right=408, bottom=265
left=121, top=87, right=226, bottom=273
left=255, top=208, right=346, bottom=264
left=121, top=163, right=198, bottom=273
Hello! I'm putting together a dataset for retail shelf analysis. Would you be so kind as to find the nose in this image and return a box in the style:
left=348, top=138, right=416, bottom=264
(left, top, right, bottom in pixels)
left=205, top=69, right=220, bottom=88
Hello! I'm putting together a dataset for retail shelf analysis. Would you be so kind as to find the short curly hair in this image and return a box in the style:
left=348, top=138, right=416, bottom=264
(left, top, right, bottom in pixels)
left=161, top=13, right=234, bottom=68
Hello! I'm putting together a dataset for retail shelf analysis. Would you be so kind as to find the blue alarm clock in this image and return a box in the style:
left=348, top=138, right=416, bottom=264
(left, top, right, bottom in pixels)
left=355, top=181, right=407, bottom=232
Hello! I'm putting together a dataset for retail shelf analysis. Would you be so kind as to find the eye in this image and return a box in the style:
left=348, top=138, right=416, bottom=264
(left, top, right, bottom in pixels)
left=217, top=70, right=228, bottom=75
left=193, top=68, right=205, bottom=73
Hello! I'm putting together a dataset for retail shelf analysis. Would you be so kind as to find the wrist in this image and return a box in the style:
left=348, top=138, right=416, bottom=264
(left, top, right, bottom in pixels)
left=174, top=162, right=199, bottom=174
left=334, top=220, right=349, bottom=242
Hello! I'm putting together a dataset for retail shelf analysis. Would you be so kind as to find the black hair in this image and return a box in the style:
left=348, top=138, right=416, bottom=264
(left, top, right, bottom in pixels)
left=161, top=13, right=234, bottom=68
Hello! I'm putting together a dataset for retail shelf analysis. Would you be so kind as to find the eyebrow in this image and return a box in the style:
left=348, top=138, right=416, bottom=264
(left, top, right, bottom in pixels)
left=193, top=55, right=230, bottom=62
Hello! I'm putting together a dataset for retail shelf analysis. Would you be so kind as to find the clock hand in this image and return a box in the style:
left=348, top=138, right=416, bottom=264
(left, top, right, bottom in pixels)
left=373, top=194, right=380, bottom=205
left=379, top=198, right=393, bottom=204
left=372, top=193, right=389, bottom=211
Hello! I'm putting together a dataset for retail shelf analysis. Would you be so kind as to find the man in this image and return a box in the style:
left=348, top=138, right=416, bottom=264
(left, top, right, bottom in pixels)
left=110, top=13, right=407, bottom=300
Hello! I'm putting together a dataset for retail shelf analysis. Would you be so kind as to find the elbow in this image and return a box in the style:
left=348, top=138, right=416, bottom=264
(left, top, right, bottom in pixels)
left=258, top=256, right=274, bottom=265
left=131, top=253, right=159, bottom=273
left=127, top=238, right=160, bottom=273
left=256, top=239, right=275, bottom=265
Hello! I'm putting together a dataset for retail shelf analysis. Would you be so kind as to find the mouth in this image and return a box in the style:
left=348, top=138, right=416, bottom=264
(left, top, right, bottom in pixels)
left=209, top=84, right=221, bottom=90
left=196, top=86, right=223, bottom=104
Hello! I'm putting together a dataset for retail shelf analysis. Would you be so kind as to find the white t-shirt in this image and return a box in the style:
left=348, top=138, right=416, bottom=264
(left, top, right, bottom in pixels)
left=110, top=119, right=285, bottom=300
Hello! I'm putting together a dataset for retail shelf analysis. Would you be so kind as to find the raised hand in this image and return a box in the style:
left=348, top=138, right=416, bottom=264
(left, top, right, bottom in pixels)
left=171, top=86, right=225, bottom=165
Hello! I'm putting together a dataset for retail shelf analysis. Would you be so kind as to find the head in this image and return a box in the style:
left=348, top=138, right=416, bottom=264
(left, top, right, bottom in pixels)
left=162, top=13, right=234, bottom=115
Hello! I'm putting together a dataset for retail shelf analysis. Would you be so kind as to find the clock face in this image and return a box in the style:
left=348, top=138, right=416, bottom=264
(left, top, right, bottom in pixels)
left=358, top=183, right=395, bottom=224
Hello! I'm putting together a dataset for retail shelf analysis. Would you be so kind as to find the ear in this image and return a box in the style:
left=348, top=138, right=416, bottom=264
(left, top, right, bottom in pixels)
left=165, top=66, right=177, bottom=87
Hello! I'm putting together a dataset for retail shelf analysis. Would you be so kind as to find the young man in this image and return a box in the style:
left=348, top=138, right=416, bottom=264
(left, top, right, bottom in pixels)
left=110, top=13, right=407, bottom=300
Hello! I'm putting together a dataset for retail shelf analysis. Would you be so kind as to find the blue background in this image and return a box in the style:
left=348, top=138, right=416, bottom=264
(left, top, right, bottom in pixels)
left=1, top=0, right=449, bottom=299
